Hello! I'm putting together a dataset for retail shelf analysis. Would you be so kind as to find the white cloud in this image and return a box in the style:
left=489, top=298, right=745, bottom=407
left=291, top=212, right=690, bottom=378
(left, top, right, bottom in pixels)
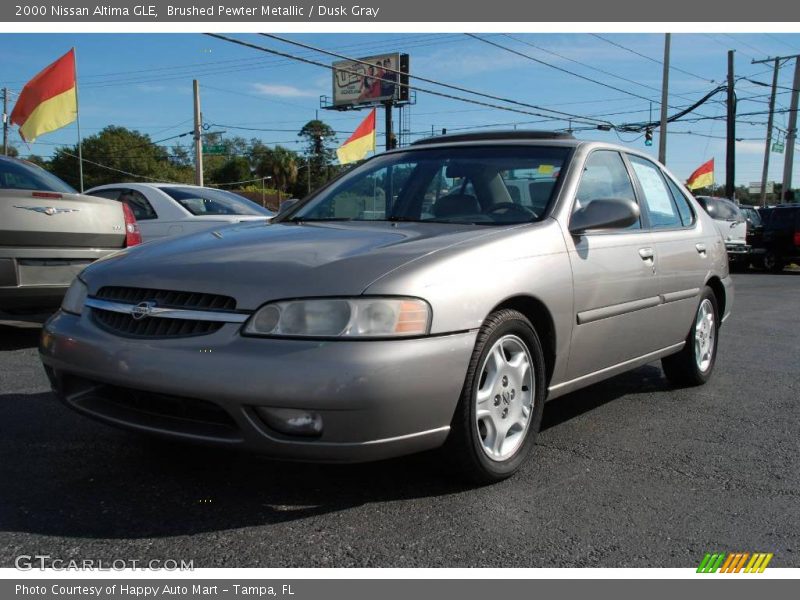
left=251, top=83, right=318, bottom=98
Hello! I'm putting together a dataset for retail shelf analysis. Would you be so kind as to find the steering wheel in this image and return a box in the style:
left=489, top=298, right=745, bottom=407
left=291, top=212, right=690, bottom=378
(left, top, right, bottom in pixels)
left=485, top=202, right=537, bottom=219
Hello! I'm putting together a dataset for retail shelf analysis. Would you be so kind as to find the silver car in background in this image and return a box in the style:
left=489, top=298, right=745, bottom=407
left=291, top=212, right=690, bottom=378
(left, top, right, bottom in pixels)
left=1, top=156, right=140, bottom=312
left=86, top=183, right=274, bottom=243
left=39, top=132, right=732, bottom=483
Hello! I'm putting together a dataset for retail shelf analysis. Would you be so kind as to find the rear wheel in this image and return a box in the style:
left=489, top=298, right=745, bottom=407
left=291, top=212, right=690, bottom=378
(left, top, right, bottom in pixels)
left=445, top=309, right=546, bottom=484
left=661, top=287, right=719, bottom=387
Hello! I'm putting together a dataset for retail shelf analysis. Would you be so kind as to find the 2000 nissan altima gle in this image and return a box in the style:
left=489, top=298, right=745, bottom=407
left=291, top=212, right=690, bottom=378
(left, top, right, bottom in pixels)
left=39, top=131, right=733, bottom=483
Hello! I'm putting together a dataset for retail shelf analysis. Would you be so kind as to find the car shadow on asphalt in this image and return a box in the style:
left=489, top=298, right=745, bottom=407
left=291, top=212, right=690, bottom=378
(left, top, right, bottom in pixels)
left=0, top=324, right=42, bottom=352
left=0, top=364, right=670, bottom=542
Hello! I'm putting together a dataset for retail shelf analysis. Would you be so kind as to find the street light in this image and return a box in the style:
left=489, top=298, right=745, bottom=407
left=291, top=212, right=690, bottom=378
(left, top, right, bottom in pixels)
left=261, top=176, right=272, bottom=207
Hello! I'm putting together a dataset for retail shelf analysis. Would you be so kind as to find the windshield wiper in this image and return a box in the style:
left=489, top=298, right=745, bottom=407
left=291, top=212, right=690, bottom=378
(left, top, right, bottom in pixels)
left=289, top=217, right=355, bottom=223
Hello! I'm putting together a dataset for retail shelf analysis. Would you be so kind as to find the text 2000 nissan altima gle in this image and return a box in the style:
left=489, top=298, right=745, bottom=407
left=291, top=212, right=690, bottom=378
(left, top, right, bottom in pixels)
left=39, top=132, right=733, bottom=483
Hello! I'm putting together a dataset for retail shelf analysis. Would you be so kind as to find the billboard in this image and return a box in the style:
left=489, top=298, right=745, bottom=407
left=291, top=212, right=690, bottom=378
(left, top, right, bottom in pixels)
left=748, top=181, right=774, bottom=195
left=332, top=53, right=410, bottom=108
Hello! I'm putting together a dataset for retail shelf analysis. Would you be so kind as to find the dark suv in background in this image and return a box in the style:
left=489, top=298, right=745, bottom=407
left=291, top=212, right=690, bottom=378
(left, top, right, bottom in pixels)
left=748, top=204, right=800, bottom=272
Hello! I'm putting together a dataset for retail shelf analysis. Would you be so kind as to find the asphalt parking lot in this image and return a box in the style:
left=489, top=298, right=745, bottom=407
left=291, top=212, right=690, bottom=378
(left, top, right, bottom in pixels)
left=0, top=272, right=798, bottom=568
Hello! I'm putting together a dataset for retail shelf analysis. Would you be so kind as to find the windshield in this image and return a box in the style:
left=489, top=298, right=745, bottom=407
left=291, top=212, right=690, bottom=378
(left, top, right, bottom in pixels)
left=740, top=207, right=762, bottom=226
left=0, top=158, right=77, bottom=194
left=289, top=145, right=571, bottom=225
left=161, top=186, right=274, bottom=216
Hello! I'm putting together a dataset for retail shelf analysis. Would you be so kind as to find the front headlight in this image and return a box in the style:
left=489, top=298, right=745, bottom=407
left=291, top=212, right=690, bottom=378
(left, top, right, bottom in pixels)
left=243, top=297, right=431, bottom=338
left=61, top=277, right=88, bottom=316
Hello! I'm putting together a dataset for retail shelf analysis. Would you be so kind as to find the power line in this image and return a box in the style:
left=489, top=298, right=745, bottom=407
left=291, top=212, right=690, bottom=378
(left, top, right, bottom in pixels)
left=501, top=34, right=719, bottom=107
left=257, top=32, right=614, bottom=126
left=589, top=34, right=716, bottom=83
left=467, top=33, right=718, bottom=120
left=205, top=33, right=613, bottom=128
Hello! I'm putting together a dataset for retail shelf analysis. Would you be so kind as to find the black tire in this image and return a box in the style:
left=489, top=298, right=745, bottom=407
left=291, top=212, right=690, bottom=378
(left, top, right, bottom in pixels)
left=444, top=309, right=546, bottom=484
left=661, top=287, right=719, bottom=387
left=762, top=251, right=785, bottom=273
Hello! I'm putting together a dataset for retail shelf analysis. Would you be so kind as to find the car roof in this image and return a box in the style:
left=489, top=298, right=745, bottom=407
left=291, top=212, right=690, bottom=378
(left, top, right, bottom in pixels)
left=411, top=130, right=576, bottom=146
left=390, top=131, right=666, bottom=164
left=88, top=182, right=211, bottom=191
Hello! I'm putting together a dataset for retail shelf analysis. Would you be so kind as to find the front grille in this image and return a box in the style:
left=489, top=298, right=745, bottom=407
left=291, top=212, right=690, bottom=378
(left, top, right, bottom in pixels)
left=91, top=286, right=238, bottom=338
left=95, top=286, right=236, bottom=311
left=93, top=309, right=225, bottom=338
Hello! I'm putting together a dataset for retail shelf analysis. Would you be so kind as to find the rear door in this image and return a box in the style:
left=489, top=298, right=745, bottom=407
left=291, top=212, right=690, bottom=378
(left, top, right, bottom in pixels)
left=626, top=155, right=709, bottom=348
left=565, top=149, right=662, bottom=379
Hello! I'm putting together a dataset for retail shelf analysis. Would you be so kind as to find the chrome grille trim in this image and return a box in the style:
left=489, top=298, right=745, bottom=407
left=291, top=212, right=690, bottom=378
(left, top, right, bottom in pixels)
left=85, top=297, right=249, bottom=323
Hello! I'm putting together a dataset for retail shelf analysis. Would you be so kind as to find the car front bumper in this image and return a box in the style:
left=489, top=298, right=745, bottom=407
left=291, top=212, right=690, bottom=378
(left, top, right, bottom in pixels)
left=39, top=310, right=477, bottom=462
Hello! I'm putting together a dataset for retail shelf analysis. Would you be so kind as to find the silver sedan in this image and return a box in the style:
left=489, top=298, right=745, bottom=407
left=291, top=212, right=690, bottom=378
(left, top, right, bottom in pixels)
left=39, top=132, right=733, bottom=483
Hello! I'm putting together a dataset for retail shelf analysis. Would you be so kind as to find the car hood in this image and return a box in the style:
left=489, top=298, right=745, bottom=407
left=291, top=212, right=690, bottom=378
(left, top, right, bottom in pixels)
left=193, top=215, right=273, bottom=222
left=83, top=221, right=511, bottom=309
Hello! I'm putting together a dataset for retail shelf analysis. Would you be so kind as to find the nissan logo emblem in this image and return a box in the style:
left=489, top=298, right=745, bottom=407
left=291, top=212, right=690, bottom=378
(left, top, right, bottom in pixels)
left=130, top=301, right=156, bottom=321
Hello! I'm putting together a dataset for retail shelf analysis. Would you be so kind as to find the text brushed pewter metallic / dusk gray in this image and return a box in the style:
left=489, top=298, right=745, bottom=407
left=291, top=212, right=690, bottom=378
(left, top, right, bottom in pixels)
left=39, top=134, right=733, bottom=482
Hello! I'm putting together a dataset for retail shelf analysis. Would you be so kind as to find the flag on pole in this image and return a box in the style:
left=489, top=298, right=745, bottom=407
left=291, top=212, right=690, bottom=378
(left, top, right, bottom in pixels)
left=336, top=109, right=376, bottom=165
left=10, top=49, right=77, bottom=143
left=686, top=158, right=714, bottom=190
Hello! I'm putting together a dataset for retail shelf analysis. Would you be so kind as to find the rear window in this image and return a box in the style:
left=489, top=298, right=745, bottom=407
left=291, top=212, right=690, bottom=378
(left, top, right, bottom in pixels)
left=740, top=207, right=762, bottom=227
left=0, top=159, right=76, bottom=194
left=697, top=197, right=741, bottom=221
left=160, top=187, right=273, bottom=217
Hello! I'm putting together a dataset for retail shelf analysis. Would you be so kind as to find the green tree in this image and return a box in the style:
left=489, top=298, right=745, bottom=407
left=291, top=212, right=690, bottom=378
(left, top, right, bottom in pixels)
left=49, top=125, right=192, bottom=188
left=298, top=119, right=337, bottom=194
left=211, top=156, right=252, bottom=186
left=255, top=145, right=299, bottom=193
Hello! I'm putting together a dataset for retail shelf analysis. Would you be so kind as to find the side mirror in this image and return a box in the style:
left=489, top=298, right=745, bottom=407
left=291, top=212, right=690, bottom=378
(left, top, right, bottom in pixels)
left=277, top=198, right=299, bottom=216
left=569, top=198, right=640, bottom=234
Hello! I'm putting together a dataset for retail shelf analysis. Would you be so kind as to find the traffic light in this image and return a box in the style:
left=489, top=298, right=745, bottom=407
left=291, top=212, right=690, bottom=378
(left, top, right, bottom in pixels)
left=645, top=128, right=653, bottom=147
left=314, top=134, right=323, bottom=154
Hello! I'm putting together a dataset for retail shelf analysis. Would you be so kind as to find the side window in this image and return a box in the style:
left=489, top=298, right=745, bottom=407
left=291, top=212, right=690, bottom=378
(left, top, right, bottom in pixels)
left=574, top=150, right=639, bottom=229
left=664, top=177, right=695, bottom=227
left=118, top=189, right=158, bottom=221
left=628, top=155, right=682, bottom=229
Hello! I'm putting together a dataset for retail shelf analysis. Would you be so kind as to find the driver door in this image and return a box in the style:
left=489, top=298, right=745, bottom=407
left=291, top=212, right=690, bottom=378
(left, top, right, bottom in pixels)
left=564, top=150, right=662, bottom=380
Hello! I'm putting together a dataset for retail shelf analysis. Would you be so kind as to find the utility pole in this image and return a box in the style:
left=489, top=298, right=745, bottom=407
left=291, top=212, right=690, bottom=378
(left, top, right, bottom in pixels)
left=726, top=50, right=736, bottom=200
left=192, top=79, right=203, bottom=187
left=758, top=58, right=780, bottom=206
left=384, top=100, right=393, bottom=151
left=782, top=57, right=800, bottom=202
left=2, top=87, right=8, bottom=156
left=658, top=33, right=670, bottom=165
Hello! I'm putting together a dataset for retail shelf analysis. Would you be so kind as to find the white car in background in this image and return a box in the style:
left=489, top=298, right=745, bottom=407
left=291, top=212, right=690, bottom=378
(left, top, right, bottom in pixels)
left=86, top=183, right=274, bottom=243
left=695, top=196, right=749, bottom=270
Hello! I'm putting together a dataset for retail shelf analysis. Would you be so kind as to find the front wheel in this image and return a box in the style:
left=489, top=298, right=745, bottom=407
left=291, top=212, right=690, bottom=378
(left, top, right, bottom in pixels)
left=661, top=287, right=719, bottom=387
left=445, top=309, right=546, bottom=484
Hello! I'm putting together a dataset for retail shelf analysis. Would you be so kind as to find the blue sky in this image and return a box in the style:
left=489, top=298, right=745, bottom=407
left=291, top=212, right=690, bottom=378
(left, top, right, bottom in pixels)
left=2, top=32, right=800, bottom=187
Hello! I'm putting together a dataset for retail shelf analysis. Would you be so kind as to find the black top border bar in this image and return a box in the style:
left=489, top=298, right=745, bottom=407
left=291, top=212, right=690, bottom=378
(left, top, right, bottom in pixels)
left=2, top=1, right=800, bottom=22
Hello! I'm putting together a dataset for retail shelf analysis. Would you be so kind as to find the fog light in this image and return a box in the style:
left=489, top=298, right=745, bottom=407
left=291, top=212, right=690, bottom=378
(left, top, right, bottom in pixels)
left=254, top=407, right=323, bottom=437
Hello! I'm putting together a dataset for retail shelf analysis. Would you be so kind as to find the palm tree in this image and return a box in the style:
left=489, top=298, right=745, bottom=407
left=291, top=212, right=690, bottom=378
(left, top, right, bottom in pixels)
left=257, top=146, right=298, bottom=193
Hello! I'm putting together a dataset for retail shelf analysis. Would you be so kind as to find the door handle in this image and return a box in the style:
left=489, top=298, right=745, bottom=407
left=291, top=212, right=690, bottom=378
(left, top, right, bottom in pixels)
left=696, top=243, right=707, bottom=255
left=638, top=247, right=654, bottom=261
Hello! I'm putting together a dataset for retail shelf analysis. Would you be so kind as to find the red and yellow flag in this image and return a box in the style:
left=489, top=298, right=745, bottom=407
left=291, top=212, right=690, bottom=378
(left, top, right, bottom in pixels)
left=10, top=49, right=77, bottom=143
left=336, top=108, right=376, bottom=165
left=686, top=158, right=714, bottom=190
